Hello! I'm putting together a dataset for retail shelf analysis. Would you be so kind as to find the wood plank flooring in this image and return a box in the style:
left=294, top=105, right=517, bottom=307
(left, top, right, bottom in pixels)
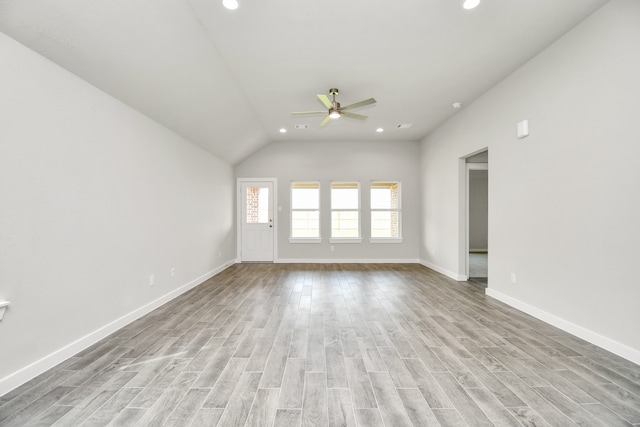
left=1, top=263, right=639, bottom=426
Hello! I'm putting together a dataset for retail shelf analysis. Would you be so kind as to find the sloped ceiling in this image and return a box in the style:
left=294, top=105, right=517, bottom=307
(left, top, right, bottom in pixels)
left=0, top=0, right=608, bottom=164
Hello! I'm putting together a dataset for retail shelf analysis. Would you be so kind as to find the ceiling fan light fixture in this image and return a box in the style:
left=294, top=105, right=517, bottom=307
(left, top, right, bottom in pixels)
left=222, top=0, right=239, bottom=10
left=291, top=88, right=376, bottom=127
left=462, top=0, right=480, bottom=10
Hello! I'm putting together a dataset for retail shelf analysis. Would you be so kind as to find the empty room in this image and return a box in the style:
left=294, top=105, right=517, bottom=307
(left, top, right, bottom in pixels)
left=1, top=0, right=639, bottom=425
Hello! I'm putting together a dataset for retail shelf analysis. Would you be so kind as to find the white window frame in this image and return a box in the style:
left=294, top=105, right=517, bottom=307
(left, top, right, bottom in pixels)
left=289, top=182, right=322, bottom=243
left=370, top=181, right=403, bottom=244
left=330, top=181, right=362, bottom=243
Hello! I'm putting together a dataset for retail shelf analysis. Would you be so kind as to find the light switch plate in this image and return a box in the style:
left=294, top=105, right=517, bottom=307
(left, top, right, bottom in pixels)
left=517, top=119, right=529, bottom=139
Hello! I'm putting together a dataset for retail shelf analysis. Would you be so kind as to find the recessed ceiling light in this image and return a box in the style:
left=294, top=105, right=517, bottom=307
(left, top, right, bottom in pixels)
left=452, top=102, right=462, bottom=109
left=462, top=0, right=480, bottom=10
left=279, top=128, right=287, bottom=133
left=376, top=128, right=384, bottom=133
left=222, top=0, right=239, bottom=10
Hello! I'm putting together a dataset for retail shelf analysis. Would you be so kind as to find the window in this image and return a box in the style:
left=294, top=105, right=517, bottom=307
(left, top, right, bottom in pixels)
left=331, top=182, right=361, bottom=242
left=290, top=182, right=321, bottom=242
left=246, top=186, right=269, bottom=224
left=371, top=182, right=402, bottom=242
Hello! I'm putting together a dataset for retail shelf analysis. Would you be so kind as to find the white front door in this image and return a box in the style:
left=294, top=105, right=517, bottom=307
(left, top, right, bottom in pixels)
left=240, top=181, right=274, bottom=262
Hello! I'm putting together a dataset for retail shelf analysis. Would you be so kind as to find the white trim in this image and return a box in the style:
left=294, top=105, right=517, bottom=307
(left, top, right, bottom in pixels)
left=290, top=181, right=321, bottom=242
left=370, top=181, right=402, bottom=241
left=330, top=181, right=361, bottom=242
left=0, top=260, right=236, bottom=397
left=460, top=151, right=489, bottom=281
left=237, top=178, right=278, bottom=262
left=329, top=238, right=362, bottom=244
left=485, top=288, right=640, bottom=365
left=276, top=258, right=419, bottom=264
left=369, top=238, right=403, bottom=244
left=289, top=238, right=322, bottom=244
left=419, top=259, right=468, bottom=281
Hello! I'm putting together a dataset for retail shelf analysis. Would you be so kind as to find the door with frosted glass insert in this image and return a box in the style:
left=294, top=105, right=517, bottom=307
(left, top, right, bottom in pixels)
left=240, top=181, right=274, bottom=261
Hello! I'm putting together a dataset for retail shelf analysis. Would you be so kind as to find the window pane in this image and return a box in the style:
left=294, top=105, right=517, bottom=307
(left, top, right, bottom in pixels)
left=371, top=182, right=399, bottom=209
left=332, top=211, right=359, bottom=237
left=291, top=210, right=319, bottom=238
left=331, top=183, right=359, bottom=209
left=292, top=187, right=319, bottom=209
left=371, top=211, right=399, bottom=237
left=246, top=186, right=269, bottom=224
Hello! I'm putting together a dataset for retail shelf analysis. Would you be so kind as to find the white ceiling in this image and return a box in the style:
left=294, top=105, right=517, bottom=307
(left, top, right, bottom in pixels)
left=0, top=0, right=608, bottom=164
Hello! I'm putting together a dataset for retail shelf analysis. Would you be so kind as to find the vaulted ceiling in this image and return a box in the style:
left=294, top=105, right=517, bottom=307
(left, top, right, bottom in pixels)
left=0, top=0, right=609, bottom=164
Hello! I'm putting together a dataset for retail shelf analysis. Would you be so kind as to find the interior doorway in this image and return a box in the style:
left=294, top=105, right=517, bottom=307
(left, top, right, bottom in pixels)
left=465, top=152, right=488, bottom=285
left=237, top=178, right=276, bottom=262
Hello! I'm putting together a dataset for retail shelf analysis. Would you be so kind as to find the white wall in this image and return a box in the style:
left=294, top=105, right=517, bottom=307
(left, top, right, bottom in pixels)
left=235, top=140, right=420, bottom=262
left=0, top=33, right=236, bottom=395
left=420, top=0, right=640, bottom=362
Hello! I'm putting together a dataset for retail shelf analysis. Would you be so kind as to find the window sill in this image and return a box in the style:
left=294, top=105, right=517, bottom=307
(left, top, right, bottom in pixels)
left=289, top=238, right=322, bottom=244
left=329, top=238, right=362, bottom=244
left=369, top=238, right=403, bottom=244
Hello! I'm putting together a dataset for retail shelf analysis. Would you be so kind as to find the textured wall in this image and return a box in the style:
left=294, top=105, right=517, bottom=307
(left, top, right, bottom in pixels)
left=420, top=0, right=640, bottom=360
left=236, top=140, right=421, bottom=261
left=0, top=33, right=235, bottom=393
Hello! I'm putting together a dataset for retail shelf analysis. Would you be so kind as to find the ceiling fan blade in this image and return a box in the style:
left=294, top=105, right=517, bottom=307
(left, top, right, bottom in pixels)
left=317, top=94, right=333, bottom=109
left=291, top=111, right=326, bottom=116
left=342, top=112, right=368, bottom=120
left=341, top=97, right=376, bottom=111
left=319, top=115, right=332, bottom=127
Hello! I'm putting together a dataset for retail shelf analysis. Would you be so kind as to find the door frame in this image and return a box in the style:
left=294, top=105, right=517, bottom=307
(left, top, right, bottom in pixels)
left=465, top=163, right=488, bottom=279
left=458, top=150, right=488, bottom=280
left=236, top=178, right=278, bottom=262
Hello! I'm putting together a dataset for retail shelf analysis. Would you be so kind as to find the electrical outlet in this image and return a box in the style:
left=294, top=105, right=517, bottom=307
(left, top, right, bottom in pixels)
left=330, top=245, right=335, bottom=252
left=218, top=251, right=222, bottom=258
left=170, top=268, right=175, bottom=277
left=510, top=273, right=517, bottom=284
left=149, top=274, right=155, bottom=286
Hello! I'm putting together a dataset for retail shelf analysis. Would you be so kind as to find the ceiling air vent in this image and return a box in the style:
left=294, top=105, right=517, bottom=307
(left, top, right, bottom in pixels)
left=396, top=123, right=413, bottom=129
left=294, top=124, right=309, bottom=129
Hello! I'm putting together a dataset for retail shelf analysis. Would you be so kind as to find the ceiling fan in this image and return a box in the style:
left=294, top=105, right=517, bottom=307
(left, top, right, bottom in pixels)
left=291, top=88, right=376, bottom=127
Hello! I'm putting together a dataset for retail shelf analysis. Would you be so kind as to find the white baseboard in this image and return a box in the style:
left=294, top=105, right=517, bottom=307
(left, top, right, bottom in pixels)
left=485, top=288, right=640, bottom=366
left=275, top=258, right=420, bottom=264
left=0, top=259, right=237, bottom=397
left=419, top=259, right=468, bottom=281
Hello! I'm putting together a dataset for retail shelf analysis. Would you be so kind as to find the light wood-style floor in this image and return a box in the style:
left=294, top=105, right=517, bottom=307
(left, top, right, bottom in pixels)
left=1, top=263, right=639, bottom=426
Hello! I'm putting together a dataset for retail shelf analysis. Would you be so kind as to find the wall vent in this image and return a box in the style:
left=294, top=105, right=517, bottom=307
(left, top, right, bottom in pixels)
left=294, top=124, right=309, bottom=129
